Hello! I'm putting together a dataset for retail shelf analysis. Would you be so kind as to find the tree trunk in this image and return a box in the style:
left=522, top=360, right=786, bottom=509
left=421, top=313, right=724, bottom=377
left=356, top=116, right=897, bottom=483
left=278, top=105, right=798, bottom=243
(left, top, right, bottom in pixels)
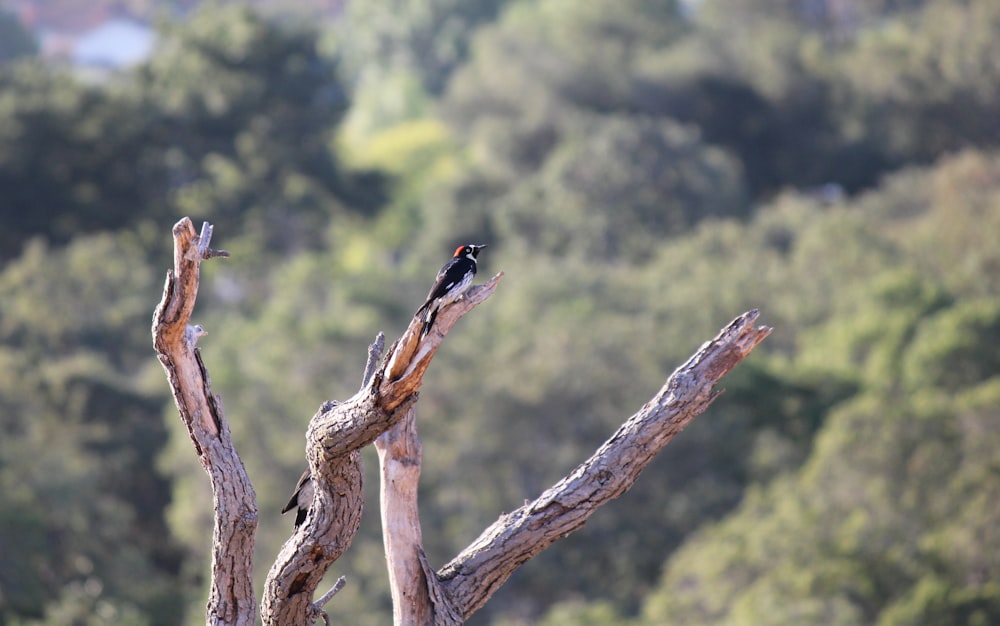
left=260, top=260, right=504, bottom=625
left=152, top=218, right=771, bottom=625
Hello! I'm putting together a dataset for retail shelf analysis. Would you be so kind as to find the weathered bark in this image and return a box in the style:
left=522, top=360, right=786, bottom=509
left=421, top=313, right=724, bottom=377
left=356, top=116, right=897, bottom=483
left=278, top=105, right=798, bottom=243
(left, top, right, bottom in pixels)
left=151, top=218, right=258, bottom=626
left=374, top=408, right=430, bottom=623
left=375, top=408, right=462, bottom=625
left=375, top=309, right=772, bottom=623
left=152, top=219, right=771, bottom=625
left=261, top=273, right=503, bottom=625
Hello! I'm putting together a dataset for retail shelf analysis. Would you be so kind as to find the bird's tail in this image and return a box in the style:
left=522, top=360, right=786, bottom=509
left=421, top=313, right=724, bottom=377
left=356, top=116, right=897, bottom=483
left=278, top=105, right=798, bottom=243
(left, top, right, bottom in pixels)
left=420, top=308, right=438, bottom=339
left=294, top=508, right=308, bottom=528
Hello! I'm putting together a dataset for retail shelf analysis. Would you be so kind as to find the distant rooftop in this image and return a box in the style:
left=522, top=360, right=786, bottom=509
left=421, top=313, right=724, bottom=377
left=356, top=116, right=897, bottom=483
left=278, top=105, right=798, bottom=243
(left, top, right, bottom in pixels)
left=71, top=18, right=155, bottom=68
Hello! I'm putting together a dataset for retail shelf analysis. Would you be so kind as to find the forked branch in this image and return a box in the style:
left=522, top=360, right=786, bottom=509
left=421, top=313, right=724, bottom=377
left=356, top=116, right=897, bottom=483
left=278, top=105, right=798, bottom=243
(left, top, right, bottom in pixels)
left=152, top=218, right=770, bottom=626
left=261, top=272, right=503, bottom=625
left=375, top=309, right=772, bottom=623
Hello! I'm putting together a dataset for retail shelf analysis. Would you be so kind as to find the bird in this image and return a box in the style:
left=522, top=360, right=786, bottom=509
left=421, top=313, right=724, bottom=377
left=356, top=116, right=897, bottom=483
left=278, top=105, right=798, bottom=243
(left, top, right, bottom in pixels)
left=416, top=244, right=487, bottom=338
left=281, top=469, right=314, bottom=528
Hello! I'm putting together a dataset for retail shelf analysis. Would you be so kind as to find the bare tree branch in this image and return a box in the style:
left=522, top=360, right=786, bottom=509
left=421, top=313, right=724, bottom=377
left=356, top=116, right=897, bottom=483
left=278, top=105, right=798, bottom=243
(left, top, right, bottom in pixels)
left=362, top=332, right=386, bottom=388
left=432, top=309, right=772, bottom=620
left=316, top=576, right=348, bottom=609
left=375, top=407, right=449, bottom=625
left=261, top=274, right=503, bottom=625
left=151, top=218, right=257, bottom=626
left=373, top=308, right=770, bottom=623
left=152, top=217, right=769, bottom=626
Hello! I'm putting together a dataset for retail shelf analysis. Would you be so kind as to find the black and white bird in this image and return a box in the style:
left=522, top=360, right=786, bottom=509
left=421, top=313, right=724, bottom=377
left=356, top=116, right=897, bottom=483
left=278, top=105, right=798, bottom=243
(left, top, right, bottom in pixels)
left=415, top=244, right=486, bottom=338
left=281, top=469, right=314, bottom=528
left=281, top=245, right=485, bottom=528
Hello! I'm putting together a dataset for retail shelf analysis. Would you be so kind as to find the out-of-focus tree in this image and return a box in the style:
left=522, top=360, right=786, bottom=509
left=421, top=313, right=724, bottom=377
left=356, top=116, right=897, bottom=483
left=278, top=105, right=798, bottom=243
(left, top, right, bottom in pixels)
left=669, top=0, right=1000, bottom=194
left=336, top=0, right=521, bottom=160
left=443, top=0, right=686, bottom=128
left=638, top=150, right=1000, bottom=626
left=342, top=0, right=514, bottom=95
left=0, top=6, right=385, bottom=263
left=833, top=0, right=1000, bottom=165
left=131, top=5, right=385, bottom=254
left=0, top=235, right=185, bottom=625
left=495, top=114, right=747, bottom=261
left=0, top=61, right=174, bottom=259
left=417, top=1, right=736, bottom=261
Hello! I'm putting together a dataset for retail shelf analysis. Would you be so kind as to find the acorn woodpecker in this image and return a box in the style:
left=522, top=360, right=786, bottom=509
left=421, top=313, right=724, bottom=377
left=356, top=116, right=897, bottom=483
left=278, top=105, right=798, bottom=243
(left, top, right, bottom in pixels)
left=416, top=244, right=486, bottom=338
left=281, top=469, right=313, bottom=528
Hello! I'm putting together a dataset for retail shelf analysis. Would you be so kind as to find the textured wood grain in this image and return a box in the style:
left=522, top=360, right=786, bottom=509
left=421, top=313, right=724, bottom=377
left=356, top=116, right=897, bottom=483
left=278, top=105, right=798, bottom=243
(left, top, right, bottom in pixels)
left=151, top=218, right=257, bottom=626
left=261, top=274, right=503, bottom=625
left=152, top=219, right=769, bottom=626
left=434, top=309, right=772, bottom=620
left=370, top=308, right=769, bottom=625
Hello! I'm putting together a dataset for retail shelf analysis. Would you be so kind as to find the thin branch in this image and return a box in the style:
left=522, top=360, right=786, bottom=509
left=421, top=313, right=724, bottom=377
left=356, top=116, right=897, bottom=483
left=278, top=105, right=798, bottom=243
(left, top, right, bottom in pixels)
left=203, top=248, right=232, bottom=259
left=311, top=575, right=348, bottom=626
left=362, top=333, right=385, bottom=390
left=372, top=275, right=509, bottom=625
left=152, top=218, right=257, bottom=626
left=315, top=576, right=348, bottom=609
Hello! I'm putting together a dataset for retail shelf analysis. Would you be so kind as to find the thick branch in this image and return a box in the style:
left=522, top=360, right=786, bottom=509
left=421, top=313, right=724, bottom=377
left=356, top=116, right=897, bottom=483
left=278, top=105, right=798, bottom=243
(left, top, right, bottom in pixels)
left=151, top=218, right=257, bottom=626
left=376, top=407, right=466, bottom=625
left=372, top=277, right=511, bottom=625
left=262, top=275, right=502, bottom=625
left=261, top=448, right=364, bottom=625
left=374, top=409, right=435, bottom=624
left=433, top=309, right=772, bottom=620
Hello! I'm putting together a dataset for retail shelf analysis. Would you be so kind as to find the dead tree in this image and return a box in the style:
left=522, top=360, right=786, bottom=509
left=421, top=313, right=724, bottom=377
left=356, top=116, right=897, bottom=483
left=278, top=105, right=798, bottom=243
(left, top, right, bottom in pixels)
left=152, top=218, right=772, bottom=625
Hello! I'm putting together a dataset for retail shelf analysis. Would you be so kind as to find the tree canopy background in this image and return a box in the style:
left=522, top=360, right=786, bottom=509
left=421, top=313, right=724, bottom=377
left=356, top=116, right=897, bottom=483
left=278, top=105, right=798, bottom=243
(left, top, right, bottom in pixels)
left=1, top=1, right=998, bottom=624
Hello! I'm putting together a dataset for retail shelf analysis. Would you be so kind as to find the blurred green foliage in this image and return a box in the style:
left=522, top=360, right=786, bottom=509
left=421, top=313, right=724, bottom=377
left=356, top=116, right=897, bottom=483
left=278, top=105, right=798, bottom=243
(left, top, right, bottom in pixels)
left=1, top=1, right=999, bottom=624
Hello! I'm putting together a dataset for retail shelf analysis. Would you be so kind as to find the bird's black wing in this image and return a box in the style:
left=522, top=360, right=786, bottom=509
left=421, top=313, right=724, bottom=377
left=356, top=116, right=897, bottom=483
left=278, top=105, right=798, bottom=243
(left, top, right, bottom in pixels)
left=281, top=469, right=310, bottom=514
left=416, top=260, right=460, bottom=313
